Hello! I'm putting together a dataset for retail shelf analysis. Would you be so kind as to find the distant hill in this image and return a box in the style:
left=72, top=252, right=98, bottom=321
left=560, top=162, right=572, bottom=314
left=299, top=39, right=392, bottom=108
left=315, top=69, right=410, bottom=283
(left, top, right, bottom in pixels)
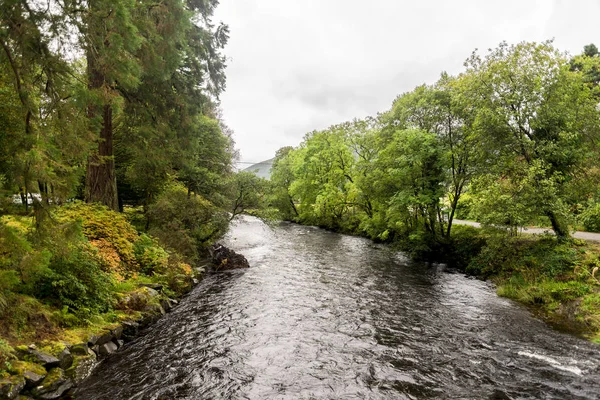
left=243, top=158, right=274, bottom=179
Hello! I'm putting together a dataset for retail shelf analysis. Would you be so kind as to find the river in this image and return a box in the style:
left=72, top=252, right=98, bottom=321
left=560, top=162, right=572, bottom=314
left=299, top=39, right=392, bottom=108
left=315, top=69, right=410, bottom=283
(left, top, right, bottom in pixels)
left=75, top=217, right=600, bottom=399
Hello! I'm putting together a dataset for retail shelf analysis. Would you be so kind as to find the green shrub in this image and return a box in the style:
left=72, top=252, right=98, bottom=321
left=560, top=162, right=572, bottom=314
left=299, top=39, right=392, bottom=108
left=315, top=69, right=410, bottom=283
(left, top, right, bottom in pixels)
left=54, top=202, right=139, bottom=271
left=447, top=225, right=486, bottom=268
left=520, top=238, right=577, bottom=277
left=580, top=202, right=600, bottom=232
left=454, top=193, right=475, bottom=220
left=0, top=221, right=52, bottom=298
left=148, top=183, right=229, bottom=262
left=0, top=339, right=15, bottom=373
left=465, top=231, right=520, bottom=277
left=396, top=229, right=442, bottom=261
left=133, top=234, right=169, bottom=275
left=36, top=222, right=114, bottom=319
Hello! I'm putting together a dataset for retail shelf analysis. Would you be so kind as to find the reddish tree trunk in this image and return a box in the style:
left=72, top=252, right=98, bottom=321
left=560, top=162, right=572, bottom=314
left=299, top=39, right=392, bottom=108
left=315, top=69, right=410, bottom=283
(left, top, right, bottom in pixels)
left=85, top=50, right=119, bottom=210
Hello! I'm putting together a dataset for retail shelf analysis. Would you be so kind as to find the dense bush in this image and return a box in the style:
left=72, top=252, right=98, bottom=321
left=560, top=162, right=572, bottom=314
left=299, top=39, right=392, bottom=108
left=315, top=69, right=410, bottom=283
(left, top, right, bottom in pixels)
left=0, top=339, right=14, bottom=373
left=36, top=222, right=115, bottom=319
left=54, top=202, right=139, bottom=272
left=580, top=202, right=600, bottom=232
left=465, top=233, right=579, bottom=279
left=133, top=234, right=169, bottom=275
left=148, top=184, right=229, bottom=262
left=0, top=215, right=115, bottom=323
left=465, top=231, right=522, bottom=277
left=446, top=225, right=487, bottom=268
left=0, top=221, right=51, bottom=300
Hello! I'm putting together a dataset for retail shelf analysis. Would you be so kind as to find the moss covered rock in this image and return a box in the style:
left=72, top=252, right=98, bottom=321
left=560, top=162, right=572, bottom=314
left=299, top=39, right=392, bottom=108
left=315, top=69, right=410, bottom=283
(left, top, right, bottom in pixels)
left=30, top=368, right=72, bottom=399
left=0, top=375, right=25, bottom=400
left=6, top=361, right=46, bottom=389
left=65, top=353, right=97, bottom=385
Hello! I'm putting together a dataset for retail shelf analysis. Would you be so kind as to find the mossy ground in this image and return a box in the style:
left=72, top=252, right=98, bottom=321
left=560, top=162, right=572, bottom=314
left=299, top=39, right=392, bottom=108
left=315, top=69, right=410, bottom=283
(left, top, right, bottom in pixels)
left=0, top=203, right=199, bottom=376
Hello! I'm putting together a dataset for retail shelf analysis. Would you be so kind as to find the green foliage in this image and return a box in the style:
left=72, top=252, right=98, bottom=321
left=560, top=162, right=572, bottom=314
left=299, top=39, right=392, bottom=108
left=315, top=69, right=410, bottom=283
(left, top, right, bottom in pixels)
left=462, top=41, right=600, bottom=239
left=148, top=183, right=228, bottom=262
left=378, top=129, right=447, bottom=239
left=579, top=202, right=600, bottom=232
left=0, top=339, right=15, bottom=371
left=133, top=234, right=169, bottom=275
left=54, top=202, right=139, bottom=271
left=466, top=234, right=578, bottom=278
left=268, top=146, right=299, bottom=220
left=446, top=225, right=486, bottom=268
left=0, top=220, right=51, bottom=298
left=453, top=193, right=475, bottom=220
left=229, top=172, right=269, bottom=220
left=36, top=222, right=114, bottom=319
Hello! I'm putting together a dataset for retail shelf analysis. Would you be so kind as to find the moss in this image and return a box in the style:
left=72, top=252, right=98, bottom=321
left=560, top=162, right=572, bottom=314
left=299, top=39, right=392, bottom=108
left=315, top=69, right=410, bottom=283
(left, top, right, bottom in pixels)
left=7, top=360, right=46, bottom=377
left=38, top=342, right=68, bottom=357
left=36, top=367, right=64, bottom=391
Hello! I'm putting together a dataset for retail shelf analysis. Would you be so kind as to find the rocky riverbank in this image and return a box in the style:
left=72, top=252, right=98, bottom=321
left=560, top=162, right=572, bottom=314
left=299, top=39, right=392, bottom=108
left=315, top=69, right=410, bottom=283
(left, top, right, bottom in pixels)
left=0, top=244, right=249, bottom=400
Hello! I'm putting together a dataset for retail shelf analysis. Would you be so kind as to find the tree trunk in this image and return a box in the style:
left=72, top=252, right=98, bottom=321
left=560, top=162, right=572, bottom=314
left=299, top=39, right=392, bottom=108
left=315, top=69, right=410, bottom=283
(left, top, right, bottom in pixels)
left=546, top=210, right=570, bottom=242
left=288, top=195, right=298, bottom=216
left=84, top=48, right=119, bottom=210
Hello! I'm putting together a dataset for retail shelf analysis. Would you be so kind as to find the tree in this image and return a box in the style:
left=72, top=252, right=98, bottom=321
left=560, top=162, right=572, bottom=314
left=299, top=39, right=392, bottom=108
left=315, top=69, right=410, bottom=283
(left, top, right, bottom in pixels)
left=0, top=1, right=92, bottom=211
left=376, top=129, right=447, bottom=240
left=570, top=43, right=600, bottom=88
left=289, top=125, right=357, bottom=229
left=113, top=0, right=230, bottom=210
left=269, top=146, right=299, bottom=220
left=384, top=74, right=478, bottom=237
left=461, top=41, right=600, bottom=240
left=229, top=172, right=267, bottom=221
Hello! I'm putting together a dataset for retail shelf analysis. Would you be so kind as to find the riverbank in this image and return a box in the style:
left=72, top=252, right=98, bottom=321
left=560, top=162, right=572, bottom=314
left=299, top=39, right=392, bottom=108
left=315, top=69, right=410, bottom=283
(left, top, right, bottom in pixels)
left=455, top=227, right=600, bottom=343
left=0, top=201, right=234, bottom=399
left=415, top=225, right=600, bottom=343
left=0, top=279, right=197, bottom=399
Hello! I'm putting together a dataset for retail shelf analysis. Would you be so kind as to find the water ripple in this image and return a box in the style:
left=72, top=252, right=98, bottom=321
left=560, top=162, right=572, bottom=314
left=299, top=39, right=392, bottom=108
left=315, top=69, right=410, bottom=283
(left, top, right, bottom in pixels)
left=76, top=217, right=600, bottom=399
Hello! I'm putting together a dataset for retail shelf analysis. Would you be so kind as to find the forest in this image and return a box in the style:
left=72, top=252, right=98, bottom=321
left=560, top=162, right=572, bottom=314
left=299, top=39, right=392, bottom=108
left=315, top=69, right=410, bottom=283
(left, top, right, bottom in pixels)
left=265, top=41, right=600, bottom=341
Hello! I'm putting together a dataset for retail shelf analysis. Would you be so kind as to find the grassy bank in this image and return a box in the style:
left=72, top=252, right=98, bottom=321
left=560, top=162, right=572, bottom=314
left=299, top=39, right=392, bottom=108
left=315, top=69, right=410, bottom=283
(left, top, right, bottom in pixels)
left=448, top=226, right=600, bottom=343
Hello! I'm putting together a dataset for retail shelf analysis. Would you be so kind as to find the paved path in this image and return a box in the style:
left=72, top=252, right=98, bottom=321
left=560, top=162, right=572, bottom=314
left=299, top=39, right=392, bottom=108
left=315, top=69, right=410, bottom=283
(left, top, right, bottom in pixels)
left=453, top=219, right=600, bottom=242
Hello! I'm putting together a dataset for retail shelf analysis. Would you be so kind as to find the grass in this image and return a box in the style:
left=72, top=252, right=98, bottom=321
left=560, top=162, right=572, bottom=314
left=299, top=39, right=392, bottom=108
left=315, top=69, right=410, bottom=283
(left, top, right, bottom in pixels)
left=491, top=240, right=600, bottom=342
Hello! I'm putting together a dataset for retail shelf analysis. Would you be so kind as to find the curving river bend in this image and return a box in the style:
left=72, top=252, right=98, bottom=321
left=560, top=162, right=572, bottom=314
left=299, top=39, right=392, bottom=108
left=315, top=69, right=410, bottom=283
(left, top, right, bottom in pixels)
left=76, top=217, right=600, bottom=399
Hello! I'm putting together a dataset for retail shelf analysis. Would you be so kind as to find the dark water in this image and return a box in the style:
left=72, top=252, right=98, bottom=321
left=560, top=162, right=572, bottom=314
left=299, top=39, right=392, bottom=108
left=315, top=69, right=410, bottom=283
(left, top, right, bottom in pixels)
left=76, top=217, right=600, bottom=399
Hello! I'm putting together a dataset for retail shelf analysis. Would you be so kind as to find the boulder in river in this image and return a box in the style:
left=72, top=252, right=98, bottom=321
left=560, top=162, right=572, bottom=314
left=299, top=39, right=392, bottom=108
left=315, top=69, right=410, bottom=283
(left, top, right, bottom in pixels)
left=98, top=342, right=118, bottom=357
left=209, top=244, right=250, bottom=271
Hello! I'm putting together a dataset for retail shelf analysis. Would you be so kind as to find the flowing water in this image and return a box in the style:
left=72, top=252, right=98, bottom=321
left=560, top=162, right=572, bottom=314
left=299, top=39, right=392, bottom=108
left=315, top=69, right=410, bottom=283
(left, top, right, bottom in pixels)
left=76, top=217, right=600, bottom=399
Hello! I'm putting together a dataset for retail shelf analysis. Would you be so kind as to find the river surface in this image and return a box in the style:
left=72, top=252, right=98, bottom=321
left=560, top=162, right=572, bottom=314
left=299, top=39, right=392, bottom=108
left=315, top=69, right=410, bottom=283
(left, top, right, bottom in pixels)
left=76, top=217, right=600, bottom=399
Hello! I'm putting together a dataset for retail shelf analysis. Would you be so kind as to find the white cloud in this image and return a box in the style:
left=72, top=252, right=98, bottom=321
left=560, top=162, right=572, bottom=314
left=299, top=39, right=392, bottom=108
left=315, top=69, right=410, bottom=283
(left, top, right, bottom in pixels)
left=214, top=0, right=599, bottom=163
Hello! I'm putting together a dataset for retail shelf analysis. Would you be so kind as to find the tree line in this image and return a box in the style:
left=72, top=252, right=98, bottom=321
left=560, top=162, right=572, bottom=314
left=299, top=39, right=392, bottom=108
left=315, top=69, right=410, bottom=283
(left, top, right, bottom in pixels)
left=0, top=0, right=234, bottom=215
left=268, top=41, right=600, bottom=253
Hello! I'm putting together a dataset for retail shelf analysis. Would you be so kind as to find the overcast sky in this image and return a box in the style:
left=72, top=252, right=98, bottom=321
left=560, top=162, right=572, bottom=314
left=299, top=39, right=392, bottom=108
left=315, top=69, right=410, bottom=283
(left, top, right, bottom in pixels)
left=213, top=0, right=599, bottom=164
